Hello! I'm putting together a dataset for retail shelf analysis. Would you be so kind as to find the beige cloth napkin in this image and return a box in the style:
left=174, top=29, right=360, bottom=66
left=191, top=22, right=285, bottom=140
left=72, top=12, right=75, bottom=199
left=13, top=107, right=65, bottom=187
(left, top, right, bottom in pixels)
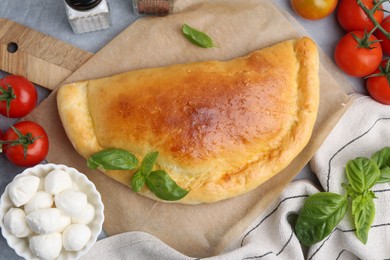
left=81, top=95, right=390, bottom=259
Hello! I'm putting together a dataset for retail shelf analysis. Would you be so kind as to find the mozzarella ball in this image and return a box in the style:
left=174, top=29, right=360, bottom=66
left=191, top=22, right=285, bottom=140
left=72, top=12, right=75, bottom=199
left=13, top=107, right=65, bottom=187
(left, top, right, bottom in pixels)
left=44, top=169, right=73, bottom=195
left=57, top=214, right=71, bottom=233
left=72, top=203, right=95, bottom=225
left=55, top=189, right=87, bottom=217
left=3, top=208, right=32, bottom=238
left=8, top=176, right=40, bottom=207
left=62, top=224, right=91, bottom=251
left=29, top=233, right=62, bottom=260
left=24, top=191, right=54, bottom=214
left=37, top=178, right=45, bottom=191
left=26, top=208, right=61, bottom=234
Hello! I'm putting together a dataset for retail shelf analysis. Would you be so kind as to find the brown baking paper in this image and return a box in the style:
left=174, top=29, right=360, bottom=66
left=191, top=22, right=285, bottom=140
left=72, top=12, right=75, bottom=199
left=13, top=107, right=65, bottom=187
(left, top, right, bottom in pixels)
left=25, top=0, right=353, bottom=257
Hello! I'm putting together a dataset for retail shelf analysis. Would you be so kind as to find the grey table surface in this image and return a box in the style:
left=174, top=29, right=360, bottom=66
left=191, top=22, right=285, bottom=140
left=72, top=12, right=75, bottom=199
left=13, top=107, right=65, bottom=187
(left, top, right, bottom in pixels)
left=0, top=0, right=370, bottom=258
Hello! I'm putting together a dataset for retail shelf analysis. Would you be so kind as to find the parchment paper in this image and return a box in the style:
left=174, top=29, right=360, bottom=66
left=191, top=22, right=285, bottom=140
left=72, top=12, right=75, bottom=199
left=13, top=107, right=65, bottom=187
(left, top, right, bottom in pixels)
left=25, top=0, right=352, bottom=257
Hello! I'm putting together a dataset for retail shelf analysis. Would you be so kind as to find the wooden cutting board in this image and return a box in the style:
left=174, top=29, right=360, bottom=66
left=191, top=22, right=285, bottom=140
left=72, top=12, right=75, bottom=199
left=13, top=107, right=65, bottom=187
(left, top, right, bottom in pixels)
left=0, top=18, right=93, bottom=90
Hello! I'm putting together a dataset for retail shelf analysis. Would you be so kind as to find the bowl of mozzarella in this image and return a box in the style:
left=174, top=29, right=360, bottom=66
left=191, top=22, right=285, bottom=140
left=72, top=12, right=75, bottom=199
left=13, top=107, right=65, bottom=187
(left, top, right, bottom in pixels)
left=0, top=164, right=104, bottom=260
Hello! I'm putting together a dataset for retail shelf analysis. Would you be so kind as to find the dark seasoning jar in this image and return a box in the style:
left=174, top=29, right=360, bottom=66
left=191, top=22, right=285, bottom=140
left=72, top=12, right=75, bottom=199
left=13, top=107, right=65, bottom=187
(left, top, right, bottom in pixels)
left=132, top=0, right=174, bottom=16
left=64, top=0, right=111, bottom=34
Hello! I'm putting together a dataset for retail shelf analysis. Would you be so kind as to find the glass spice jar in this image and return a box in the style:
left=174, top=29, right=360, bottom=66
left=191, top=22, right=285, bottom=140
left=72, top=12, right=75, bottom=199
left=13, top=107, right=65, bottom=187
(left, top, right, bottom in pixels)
left=64, top=0, right=111, bottom=34
left=132, top=0, right=174, bottom=16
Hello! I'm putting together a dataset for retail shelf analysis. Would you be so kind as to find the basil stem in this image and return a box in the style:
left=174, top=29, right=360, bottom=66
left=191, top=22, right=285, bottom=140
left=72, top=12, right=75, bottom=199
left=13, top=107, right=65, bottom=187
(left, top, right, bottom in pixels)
left=295, top=192, right=348, bottom=246
left=352, top=192, right=376, bottom=244
left=146, top=170, right=189, bottom=201
left=345, top=157, right=380, bottom=193
left=182, top=24, right=216, bottom=48
left=87, top=148, right=138, bottom=170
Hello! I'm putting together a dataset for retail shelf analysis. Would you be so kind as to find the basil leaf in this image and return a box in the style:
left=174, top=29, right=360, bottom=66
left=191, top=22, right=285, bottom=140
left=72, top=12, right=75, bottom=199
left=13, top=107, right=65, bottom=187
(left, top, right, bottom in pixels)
left=88, top=148, right=138, bottom=170
left=182, top=24, right=216, bottom=48
left=146, top=170, right=189, bottom=201
left=131, top=170, right=145, bottom=192
left=377, top=167, right=390, bottom=184
left=295, top=192, right=348, bottom=246
left=287, top=213, right=299, bottom=229
left=371, top=147, right=390, bottom=184
left=341, top=183, right=357, bottom=196
left=352, top=193, right=376, bottom=244
left=371, top=147, right=390, bottom=169
left=87, top=159, right=99, bottom=170
left=140, top=151, right=159, bottom=176
left=346, top=157, right=380, bottom=193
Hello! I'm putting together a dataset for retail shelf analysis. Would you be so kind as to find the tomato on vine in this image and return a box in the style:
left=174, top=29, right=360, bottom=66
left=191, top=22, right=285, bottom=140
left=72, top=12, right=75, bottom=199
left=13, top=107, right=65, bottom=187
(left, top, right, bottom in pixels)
left=0, top=121, right=49, bottom=167
left=0, top=75, right=37, bottom=118
left=337, top=0, right=384, bottom=32
left=375, top=16, right=390, bottom=56
left=290, top=0, right=338, bottom=20
left=367, top=60, right=390, bottom=105
left=334, top=31, right=382, bottom=77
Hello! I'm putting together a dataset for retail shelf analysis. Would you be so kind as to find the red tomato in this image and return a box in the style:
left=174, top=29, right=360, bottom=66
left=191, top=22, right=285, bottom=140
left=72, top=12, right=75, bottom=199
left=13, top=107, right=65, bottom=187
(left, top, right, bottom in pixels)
left=367, top=60, right=390, bottom=105
left=337, top=0, right=384, bottom=32
left=1, top=121, right=49, bottom=167
left=291, top=0, right=338, bottom=20
left=334, top=31, right=382, bottom=77
left=0, top=75, right=37, bottom=118
left=374, top=16, right=390, bottom=56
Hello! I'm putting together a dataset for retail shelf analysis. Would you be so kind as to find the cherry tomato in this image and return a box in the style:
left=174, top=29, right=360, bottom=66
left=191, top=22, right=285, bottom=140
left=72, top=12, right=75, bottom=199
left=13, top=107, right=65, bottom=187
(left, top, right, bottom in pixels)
left=374, top=16, right=390, bottom=56
left=337, top=0, right=384, bottom=32
left=1, top=121, right=49, bottom=167
left=291, top=0, right=338, bottom=20
left=367, top=60, right=390, bottom=105
left=0, top=75, right=37, bottom=118
left=334, top=31, right=382, bottom=77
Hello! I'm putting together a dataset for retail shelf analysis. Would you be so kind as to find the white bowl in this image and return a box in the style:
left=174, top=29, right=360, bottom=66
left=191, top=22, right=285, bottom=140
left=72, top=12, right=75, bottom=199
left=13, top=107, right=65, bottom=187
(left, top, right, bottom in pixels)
left=0, top=163, right=104, bottom=260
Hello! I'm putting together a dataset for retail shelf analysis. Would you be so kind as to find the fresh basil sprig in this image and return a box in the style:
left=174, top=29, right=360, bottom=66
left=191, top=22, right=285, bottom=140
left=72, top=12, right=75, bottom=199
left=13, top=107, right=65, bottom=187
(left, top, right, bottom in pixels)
left=88, top=149, right=189, bottom=201
left=295, top=147, right=390, bottom=246
left=182, top=23, right=216, bottom=48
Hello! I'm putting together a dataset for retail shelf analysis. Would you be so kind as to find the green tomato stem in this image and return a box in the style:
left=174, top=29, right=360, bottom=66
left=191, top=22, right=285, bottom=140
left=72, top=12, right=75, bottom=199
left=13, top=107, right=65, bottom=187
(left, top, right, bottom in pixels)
left=0, top=126, right=41, bottom=159
left=356, top=0, right=390, bottom=39
left=0, top=84, right=16, bottom=117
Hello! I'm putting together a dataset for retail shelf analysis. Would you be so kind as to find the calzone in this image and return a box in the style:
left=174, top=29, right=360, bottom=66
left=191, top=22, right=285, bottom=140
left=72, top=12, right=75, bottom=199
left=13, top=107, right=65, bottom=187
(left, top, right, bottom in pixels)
left=57, top=37, right=319, bottom=204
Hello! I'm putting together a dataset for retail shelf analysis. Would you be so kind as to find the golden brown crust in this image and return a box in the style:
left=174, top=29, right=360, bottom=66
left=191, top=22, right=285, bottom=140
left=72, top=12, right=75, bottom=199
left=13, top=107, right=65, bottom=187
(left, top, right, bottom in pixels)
left=57, top=37, right=319, bottom=204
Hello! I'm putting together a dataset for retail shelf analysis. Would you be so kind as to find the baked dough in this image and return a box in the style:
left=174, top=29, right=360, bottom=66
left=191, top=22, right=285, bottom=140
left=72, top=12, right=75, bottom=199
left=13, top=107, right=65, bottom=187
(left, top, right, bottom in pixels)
left=57, top=37, right=319, bottom=204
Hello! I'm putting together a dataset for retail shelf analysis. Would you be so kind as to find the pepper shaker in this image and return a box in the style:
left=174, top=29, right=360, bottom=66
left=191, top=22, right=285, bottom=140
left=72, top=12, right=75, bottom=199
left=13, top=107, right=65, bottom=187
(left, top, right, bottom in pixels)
left=64, top=0, right=111, bottom=34
left=132, top=0, right=174, bottom=16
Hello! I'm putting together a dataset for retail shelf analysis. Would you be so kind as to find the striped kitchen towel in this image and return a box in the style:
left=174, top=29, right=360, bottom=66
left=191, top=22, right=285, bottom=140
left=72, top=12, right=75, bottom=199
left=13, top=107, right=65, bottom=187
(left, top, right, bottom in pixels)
left=81, top=94, right=390, bottom=260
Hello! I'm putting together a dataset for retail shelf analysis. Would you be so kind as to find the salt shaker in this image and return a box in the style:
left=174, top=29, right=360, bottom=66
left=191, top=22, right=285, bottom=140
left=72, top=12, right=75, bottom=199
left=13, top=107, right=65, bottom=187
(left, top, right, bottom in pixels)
left=64, top=0, right=111, bottom=34
left=132, top=0, right=174, bottom=16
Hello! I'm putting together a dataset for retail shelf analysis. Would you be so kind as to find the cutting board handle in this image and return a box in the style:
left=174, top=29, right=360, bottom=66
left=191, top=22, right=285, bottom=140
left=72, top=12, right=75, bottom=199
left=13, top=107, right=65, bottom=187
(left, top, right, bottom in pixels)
left=0, top=18, right=93, bottom=90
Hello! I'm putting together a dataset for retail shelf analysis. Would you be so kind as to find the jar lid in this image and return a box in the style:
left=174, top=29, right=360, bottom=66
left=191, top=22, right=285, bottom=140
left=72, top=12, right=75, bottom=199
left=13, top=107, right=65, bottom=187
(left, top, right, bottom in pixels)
left=65, top=0, right=102, bottom=11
